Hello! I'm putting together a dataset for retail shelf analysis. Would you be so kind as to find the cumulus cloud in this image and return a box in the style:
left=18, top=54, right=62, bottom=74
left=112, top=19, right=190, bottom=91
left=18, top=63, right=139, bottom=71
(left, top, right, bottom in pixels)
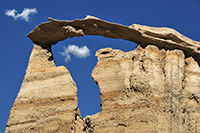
left=60, top=45, right=90, bottom=62
left=5, top=8, right=37, bottom=22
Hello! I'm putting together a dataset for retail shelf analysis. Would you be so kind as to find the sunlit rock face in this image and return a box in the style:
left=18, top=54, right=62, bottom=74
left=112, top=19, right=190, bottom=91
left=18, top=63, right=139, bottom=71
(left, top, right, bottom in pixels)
left=5, top=44, right=78, bottom=133
left=90, top=45, right=200, bottom=133
left=6, top=16, right=200, bottom=133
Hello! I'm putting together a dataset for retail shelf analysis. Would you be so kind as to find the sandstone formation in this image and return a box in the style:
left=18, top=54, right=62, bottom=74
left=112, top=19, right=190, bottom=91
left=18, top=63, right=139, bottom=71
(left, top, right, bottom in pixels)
left=6, top=44, right=78, bottom=132
left=27, top=15, right=200, bottom=65
left=6, top=16, right=200, bottom=133
left=90, top=45, right=200, bottom=132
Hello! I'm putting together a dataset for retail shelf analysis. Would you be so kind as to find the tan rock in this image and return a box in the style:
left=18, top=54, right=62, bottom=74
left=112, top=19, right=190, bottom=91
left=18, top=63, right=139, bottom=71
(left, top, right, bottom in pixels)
left=90, top=45, right=200, bottom=133
left=28, top=16, right=200, bottom=65
left=6, top=16, right=200, bottom=132
left=6, top=44, right=78, bottom=133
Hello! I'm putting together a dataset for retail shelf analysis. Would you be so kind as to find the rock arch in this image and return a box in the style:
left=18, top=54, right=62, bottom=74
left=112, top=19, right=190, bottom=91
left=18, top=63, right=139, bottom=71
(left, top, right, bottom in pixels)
left=27, top=15, right=200, bottom=64
left=6, top=16, right=200, bottom=133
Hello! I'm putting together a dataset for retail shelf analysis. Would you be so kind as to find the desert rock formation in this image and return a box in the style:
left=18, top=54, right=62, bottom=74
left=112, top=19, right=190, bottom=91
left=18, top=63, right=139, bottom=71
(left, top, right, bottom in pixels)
left=6, top=16, right=200, bottom=133
left=28, top=15, right=200, bottom=65
left=90, top=45, right=200, bottom=132
left=6, top=44, right=78, bottom=132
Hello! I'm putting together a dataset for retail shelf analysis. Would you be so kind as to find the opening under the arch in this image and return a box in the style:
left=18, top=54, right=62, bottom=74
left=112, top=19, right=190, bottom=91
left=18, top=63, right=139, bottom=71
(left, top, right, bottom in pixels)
left=52, top=36, right=137, bottom=117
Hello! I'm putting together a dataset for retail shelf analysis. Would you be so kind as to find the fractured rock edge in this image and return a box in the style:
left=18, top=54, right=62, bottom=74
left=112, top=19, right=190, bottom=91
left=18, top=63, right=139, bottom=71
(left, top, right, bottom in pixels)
left=27, top=15, right=200, bottom=64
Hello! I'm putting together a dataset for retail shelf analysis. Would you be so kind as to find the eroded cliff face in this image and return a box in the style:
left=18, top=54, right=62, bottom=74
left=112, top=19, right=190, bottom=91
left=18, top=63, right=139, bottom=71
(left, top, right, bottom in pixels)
left=6, top=44, right=78, bottom=132
left=5, top=16, right=200, bottom=133
left=89, top=45, right=200, bottom=132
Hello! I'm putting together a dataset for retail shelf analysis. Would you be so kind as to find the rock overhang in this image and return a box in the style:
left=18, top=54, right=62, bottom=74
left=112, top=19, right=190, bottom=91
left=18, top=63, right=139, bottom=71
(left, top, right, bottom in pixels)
left=27, top=15, right=200, bottom=65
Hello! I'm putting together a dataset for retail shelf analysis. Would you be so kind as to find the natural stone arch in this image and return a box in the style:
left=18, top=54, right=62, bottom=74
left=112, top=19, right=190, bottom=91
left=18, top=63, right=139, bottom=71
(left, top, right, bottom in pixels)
left=6, top=16, right=200, bottom=133
left=27, top=15, right=200, bottom=65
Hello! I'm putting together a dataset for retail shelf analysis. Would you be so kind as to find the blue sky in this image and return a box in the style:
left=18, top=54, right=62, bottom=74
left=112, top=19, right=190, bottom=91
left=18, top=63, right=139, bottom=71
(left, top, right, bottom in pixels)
left=0, top=0, right=200, bottom=132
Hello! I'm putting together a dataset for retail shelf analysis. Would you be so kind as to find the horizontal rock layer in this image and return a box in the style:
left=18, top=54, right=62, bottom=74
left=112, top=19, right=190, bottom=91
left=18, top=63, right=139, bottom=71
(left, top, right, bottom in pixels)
left=6, top=44, right=78, bottom=133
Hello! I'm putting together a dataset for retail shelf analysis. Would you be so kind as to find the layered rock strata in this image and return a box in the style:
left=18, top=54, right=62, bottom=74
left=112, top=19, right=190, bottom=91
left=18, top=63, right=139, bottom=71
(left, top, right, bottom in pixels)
left=6, top=16, right=200, bottom=133
left=6, top=44, right=78, bottom=132
left=89, top=45, right=200, bottom=132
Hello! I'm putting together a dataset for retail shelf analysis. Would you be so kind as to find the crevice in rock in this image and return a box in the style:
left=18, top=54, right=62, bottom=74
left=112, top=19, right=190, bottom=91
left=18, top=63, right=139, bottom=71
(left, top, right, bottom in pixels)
left=189, top=94, right=200, bottom=104
left=6, top=120, right=37, bottom=127
left=83, top=118, right=94, bottom=132
left=117, top=123, right=127, bottom=127
left=100, top=51, right=110, bottom=54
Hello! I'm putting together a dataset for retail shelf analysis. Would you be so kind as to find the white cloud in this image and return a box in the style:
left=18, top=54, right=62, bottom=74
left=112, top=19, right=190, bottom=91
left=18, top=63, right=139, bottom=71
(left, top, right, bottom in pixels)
left=5, top=9, right=17, bottom=18
left=5, top=8, right=37, bottom=22
left=60, top=45, right=90, bottom=62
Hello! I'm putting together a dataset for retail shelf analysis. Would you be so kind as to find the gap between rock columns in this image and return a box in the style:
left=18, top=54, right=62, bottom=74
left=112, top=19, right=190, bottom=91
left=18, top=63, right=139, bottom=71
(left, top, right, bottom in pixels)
left=5, top=16, right=200, bottom=133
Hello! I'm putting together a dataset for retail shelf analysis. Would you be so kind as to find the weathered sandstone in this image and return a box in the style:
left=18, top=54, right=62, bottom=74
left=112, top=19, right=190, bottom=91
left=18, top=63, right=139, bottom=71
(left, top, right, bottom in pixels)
left=27, top=15, right=200, bottom=65
left=6, top=44, right=78, bottom=132
left=6, top=16, right=200, bottom=133
left=89, top=45, right=200, bottom=132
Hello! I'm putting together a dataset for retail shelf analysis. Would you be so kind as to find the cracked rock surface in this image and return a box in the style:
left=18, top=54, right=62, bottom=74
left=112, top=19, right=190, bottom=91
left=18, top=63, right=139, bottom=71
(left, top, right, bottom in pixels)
left=91, top=45, right=200, bottom=132
left=5, top=16, right=200, bottom=132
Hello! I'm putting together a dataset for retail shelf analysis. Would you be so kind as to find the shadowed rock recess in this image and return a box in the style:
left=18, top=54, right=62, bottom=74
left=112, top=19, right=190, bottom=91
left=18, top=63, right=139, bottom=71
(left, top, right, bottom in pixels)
left=6, top=16, right=200, bottom=133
